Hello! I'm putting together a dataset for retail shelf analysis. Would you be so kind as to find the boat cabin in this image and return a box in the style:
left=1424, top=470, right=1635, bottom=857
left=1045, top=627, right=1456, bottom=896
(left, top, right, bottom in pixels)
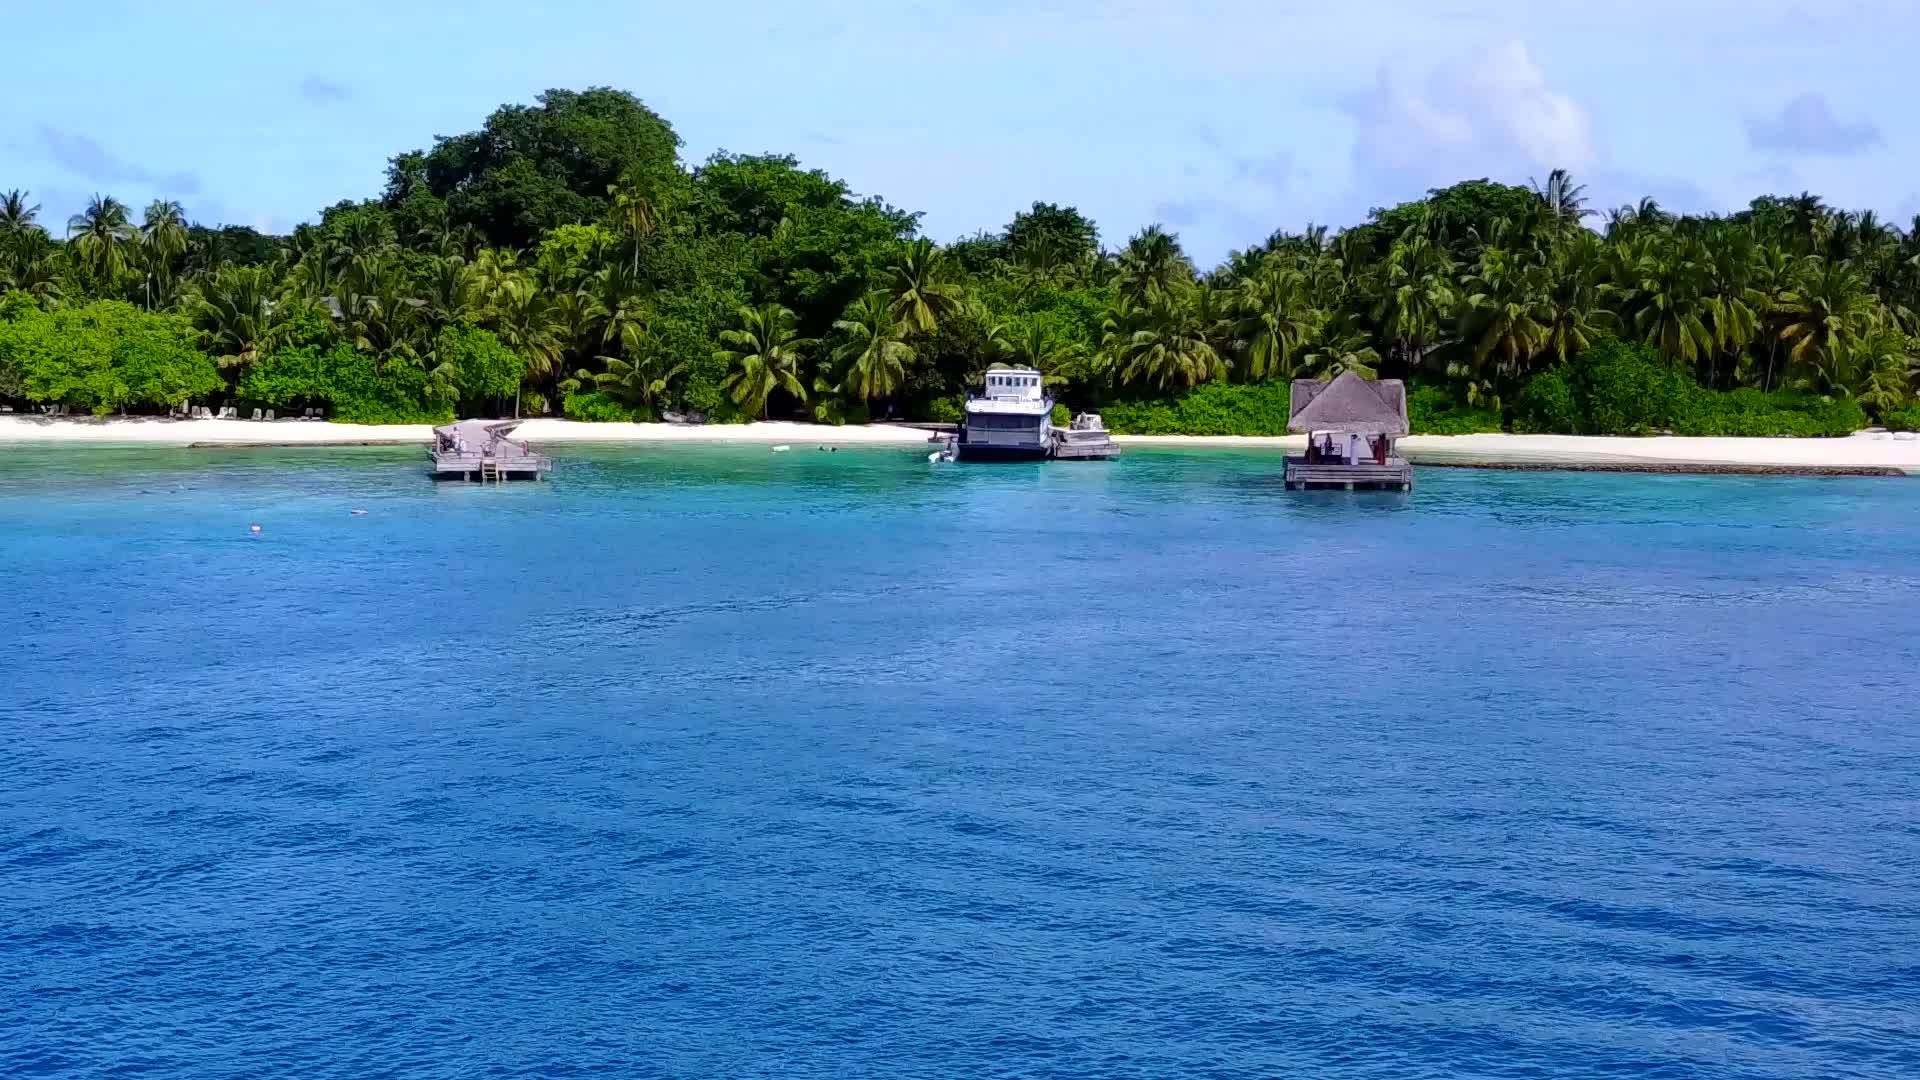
left=958, top=366, right=1053, bottom=461
left=1283, top=372, right=1413, bottom=491
left=982, top=369, right=1045, bottom=402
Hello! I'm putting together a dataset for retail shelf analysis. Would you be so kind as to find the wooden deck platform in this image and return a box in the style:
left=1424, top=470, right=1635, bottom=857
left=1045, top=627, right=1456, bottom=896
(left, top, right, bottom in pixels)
left=429, top=450, right=551, bottom=482
left=1051, top=438, right=1120, bottom=460
left=1284, top=455, right=1412, bottom=491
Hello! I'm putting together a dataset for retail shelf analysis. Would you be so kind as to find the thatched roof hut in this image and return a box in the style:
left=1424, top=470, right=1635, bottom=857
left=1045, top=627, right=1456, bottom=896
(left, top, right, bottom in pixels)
left=1288, top=372, right=1409, bottom=436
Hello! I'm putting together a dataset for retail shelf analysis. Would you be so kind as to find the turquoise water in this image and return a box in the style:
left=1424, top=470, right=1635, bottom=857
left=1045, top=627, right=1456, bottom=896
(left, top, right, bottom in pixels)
left=3, top=445, right=1918, bottom=1079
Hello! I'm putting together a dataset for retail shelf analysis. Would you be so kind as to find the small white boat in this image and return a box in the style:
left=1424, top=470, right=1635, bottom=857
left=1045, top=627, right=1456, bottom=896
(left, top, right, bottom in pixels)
left=1051, top=412, right=1120, bottom=460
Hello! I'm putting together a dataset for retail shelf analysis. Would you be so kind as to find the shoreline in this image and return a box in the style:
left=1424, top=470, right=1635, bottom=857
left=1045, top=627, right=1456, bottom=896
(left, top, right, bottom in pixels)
left=2, top=416, right=1918, bottom=476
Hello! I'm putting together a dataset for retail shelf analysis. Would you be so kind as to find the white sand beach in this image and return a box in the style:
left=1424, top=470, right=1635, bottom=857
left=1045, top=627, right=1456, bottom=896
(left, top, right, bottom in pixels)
left=1114, top=431, right=1920, bottom=474
left=4, top=414, right=1919, bottom=474
left=0, top=415, right=935, bottom=447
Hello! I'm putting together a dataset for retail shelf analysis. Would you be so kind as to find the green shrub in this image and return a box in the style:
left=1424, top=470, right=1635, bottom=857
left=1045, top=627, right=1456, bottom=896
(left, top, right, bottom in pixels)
left=521, top=390, right=549, bottom=416
left=435, top=324, right=521, bottom=408
left=1673, top=389, right=1865, bottom=437
left=1512, top=369, right=1580, bottom=434
left=1407, top=384, right=1503, bottom=434
left=811, top=398, right=871, bottom=426
left=926, top=395, right=964, bottom=424
left=1578, top=339, right=1695, bottom=434
left=1512, top=340, right=1870, bottom=437
left=1881, top=405, right=1920, bottom=432
left=240, top=342, right=454, bottom=424
left=561, top=390, right=645, bottom=422
left=1050, top=403, right=1071, bottom=426
left=1100, top=381, right=1294, bottom=435
left=0, top=301, right=222, bottom=414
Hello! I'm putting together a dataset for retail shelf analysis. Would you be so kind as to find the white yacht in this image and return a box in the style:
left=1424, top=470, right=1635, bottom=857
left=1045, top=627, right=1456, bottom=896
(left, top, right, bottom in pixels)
left=958, top=367, right=1053, bottom=461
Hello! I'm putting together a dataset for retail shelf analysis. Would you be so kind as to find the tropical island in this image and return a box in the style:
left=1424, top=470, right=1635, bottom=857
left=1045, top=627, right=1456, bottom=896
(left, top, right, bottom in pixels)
left=2, top=86, right=1918, bottom=453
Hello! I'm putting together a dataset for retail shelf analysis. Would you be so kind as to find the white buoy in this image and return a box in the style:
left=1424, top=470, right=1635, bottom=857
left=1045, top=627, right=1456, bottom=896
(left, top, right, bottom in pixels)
left=771, top=445, right=791, bottom=452
left=248, top=524, right=262, bottom=536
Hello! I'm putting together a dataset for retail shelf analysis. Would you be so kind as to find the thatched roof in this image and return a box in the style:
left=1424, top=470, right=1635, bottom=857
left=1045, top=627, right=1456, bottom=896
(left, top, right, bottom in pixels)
left=1288, top=372, right=1409, bottom=435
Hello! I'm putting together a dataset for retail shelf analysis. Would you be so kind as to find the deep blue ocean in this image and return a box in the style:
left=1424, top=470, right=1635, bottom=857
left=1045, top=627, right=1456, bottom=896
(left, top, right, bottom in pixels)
left=2, top=444, right=1917, bottom=1079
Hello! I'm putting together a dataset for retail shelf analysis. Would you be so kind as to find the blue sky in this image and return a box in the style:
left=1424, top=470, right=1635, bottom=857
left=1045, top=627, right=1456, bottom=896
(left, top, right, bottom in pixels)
left=3, top=0, right=1914, bottom=263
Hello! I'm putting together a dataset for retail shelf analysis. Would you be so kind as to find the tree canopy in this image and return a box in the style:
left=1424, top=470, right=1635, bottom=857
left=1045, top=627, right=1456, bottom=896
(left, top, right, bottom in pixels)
left=4, top=90, right=1919, bottom=434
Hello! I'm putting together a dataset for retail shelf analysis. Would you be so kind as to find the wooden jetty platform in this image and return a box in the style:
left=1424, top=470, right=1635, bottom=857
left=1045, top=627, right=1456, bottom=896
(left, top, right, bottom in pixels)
left=1050, top=413, right=1121, bottom=460
left=430, top=420, right=551, bottom=482
left=1284, top=372, right=1413, bottom=492
left=1284, top=457, right=1413, bottom=490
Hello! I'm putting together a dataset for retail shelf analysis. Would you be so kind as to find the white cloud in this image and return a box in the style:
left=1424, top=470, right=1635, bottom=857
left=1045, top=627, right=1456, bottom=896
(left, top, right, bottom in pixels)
left=1343, top=41, right=1595, bottom=197
left=1746, top=93, right=1880, bottom=155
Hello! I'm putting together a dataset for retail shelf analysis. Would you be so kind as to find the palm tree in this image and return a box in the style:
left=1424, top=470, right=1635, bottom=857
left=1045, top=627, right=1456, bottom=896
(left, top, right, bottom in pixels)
left=1750, top=243, right=1799, bottom=391
left=141, top=201, right=188, bottom=258
left=1233, top=262, right=1313, bottom=382
left=1095, top=295, right=1148, bottom=385
left=830, top=293, right=915, bottom=409
left=1456, top=245, right=1548, bottom=399
left=581, top=267, right=647, bottom=366
left=486, top=275, right=563, bottom=384
left=990, top=321, right=1080, bottom=380
left=135, top=200, right=189, bottom=310
left=885, top=239, right=965, bottom=335
left=1374, top=232, right=1456, bottom=373
left=593, top=345, right=685, bottom=412
left=1537, top=234, right=1613, bottom=365
left=1298, top=322, right=1383, bottom=382
left=717, top=303, right=810, bottom=418
left=420, top=256, right=478, bottom=327
left=1777, top=258, right=1874, bottom=391
left=1612, top=237, right=1715, bottom=369
left=0, top=230, right=63, bottom=306
left=0, top=189, right=40, bottom=242
left=1851, top=318, right=1912, bottom=413
left=1530, top=168, right=1591, bottom=232
left=333, top=253, right=427, bottom=368
left=66, top=194, right=136, bottom=284
left=608, top=174, right=660, bottom=276
left=190, top=266, right=280, bottom=370
left=547, top=288, right=609, bottom=369
left=1116, top=225, right=1194, bottom=301
left=1695, top=232, right=1768, bottom=388
left=1785, top=192, right=1830, bottom=256
left=1118, top=290, right=1229, bottom=390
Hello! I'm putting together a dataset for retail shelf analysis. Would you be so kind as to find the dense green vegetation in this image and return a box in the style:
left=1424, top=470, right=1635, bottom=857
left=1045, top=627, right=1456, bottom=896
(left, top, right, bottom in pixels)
left=3, top=87, right=1917, bottom=433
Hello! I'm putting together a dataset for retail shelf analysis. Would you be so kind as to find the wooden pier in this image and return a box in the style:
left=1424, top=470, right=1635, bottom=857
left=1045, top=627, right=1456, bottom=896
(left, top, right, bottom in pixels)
left=430, top=420, right=551, bottom=482
left=1284, top=456, right=1412, bottom=491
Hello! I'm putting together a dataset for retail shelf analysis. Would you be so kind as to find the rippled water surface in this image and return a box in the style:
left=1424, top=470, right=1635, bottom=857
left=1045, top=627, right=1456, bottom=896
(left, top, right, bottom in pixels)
left=3, top=444, right=1918, bottom=1079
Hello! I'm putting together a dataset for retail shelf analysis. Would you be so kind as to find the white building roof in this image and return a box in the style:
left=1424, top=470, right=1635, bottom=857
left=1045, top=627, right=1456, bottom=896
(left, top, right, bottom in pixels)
left=966, top=398, right=1051, bottom=415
